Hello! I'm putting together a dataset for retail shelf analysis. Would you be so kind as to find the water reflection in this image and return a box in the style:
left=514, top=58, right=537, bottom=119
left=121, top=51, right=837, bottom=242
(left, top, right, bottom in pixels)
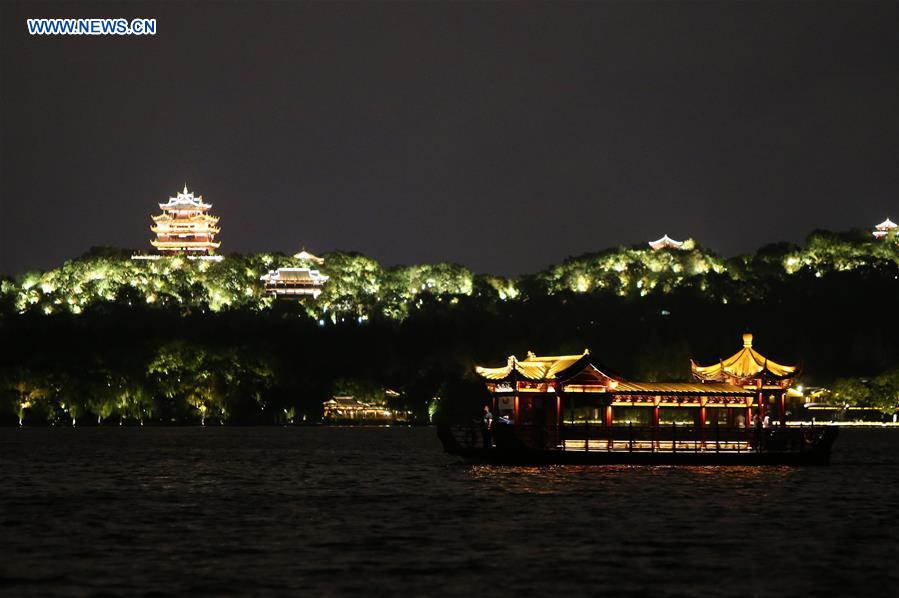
left=1, top=427, right=898, bottom=596
left=467, top=463, right=797, bottom=495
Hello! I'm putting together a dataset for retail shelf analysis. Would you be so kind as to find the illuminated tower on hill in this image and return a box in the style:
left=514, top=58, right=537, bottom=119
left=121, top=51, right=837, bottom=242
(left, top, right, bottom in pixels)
left=872, top=218, right=897, bottom=240
left=150, top=185, right=221, bottom=254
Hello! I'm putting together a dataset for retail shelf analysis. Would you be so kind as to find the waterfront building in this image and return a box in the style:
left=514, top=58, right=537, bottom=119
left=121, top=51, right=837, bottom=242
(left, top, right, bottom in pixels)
left=872, top=218, right=897, bottom=239
left=648, top=234, right=684, bottom=250
left=260, top=267, right=329, bottom=299
left=322, top=396, right=411, bottom=424
left=150, top=185, right=221, bottom=254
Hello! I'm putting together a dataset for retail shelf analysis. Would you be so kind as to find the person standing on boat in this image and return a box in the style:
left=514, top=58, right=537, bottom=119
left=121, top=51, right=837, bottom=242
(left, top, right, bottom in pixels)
left=482, top=405, right=494, bottom=449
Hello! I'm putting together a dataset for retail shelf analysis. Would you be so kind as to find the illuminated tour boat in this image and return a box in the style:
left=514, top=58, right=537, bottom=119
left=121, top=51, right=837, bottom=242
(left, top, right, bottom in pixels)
left=149, top=185, right=222, bottom=258
left=438, top=333, right=838, bottom=465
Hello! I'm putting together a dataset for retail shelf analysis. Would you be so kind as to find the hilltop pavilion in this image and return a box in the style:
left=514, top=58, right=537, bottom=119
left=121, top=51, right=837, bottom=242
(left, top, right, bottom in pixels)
left=261, top=267, right=329, bottom=299
left=294, top=249, right=325, bottom=265
left=648, top=234, right=684, bottom=250
left=873, top=218, right=897, bottom=239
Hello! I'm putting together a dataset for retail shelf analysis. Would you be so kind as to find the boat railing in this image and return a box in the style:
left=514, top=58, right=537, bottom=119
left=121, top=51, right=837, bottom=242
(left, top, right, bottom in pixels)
left=440, top=422, right=829, bottom=454
left=558, top=423, right=826, bottom=453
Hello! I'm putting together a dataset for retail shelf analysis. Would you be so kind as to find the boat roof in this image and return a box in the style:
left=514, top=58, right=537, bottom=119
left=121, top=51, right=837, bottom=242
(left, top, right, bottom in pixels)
left=475, top=350, right=602, bottom=382
left=691, top=333, right=797, bottom=381
left=612, top=381, right=753, bottom=396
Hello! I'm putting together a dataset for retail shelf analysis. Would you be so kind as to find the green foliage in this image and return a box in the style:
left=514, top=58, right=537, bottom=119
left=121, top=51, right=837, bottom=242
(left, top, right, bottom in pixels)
left=823, top=371, right=899, bottom=413
left=0, top=230, right=897, bottom=424
left=781, top=230, right=899, bottom=275
left=531, top=241, right=728, bottom=298
left=3, top=232, right=896, bottom=321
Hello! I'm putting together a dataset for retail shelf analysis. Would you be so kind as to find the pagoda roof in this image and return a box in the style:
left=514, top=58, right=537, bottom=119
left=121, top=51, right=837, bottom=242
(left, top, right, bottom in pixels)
left=294, top=249, right=325, bottom=264
left=691, top=333, right=798, bottom=382
left=325, top=396, right=367, bottom=407
left=475, top=350, right=601, bottom=382
left=159, top=185, right=212, bottom=210
left=648, top=234, right=684, bottom=250
left=873, top=218, right=897, bottom=237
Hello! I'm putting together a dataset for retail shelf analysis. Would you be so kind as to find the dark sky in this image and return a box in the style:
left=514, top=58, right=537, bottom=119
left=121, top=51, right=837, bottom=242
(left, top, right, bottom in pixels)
left=1, top=1, right=896, bottom=277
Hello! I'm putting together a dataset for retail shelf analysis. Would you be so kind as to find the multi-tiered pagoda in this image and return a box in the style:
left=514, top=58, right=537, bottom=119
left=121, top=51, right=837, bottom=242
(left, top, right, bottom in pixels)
left=150, top=185, right=221, bottom=254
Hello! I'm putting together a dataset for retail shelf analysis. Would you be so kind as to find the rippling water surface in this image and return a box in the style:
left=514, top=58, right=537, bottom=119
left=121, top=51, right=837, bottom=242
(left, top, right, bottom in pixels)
left=2, top=427, right=898, bottom=596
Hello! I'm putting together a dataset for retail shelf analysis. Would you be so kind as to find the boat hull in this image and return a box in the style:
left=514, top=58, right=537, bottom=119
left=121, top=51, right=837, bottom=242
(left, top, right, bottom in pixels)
left=438, top=424, right=838, bottom=466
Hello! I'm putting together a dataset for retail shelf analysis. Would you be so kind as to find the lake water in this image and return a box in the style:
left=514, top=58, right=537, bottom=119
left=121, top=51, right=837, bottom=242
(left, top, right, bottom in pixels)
left=1, top=426, right=898, bottom=596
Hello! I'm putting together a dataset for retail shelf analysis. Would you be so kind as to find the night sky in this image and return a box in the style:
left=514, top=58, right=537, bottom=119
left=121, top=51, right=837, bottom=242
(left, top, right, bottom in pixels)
left=1, top=1, right=895, bottom=277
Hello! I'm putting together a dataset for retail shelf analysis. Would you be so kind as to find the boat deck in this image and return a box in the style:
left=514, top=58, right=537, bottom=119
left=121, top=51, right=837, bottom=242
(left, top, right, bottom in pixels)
left=561, top=439, right=751, bottom=452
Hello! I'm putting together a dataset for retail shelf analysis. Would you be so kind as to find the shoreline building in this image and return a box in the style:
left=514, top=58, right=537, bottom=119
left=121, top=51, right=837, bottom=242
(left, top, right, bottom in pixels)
left=648, top=234, right=684, bottom=250
left=872, top=218, right=897, bottom=240
left=323, top=396, right=411, bottom=424
left=150, top=185, right=221, bottom=255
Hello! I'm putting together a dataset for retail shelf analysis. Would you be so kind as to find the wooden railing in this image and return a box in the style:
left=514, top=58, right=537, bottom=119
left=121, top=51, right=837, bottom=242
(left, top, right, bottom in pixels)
left=442, top=422, right=827, bottom=454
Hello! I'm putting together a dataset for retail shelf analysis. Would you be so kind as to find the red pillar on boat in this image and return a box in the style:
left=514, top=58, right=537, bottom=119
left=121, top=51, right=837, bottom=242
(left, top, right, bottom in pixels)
left=779, top=392, right=786, bottom=427
left=513, top=395, right=520, bottom=424
left=652, top=404, right=660, bottom=450
left=604, top=405, right=613, bottom=427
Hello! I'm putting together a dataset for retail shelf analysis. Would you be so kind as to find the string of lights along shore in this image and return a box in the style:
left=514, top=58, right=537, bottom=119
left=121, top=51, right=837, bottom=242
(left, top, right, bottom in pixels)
left=132, top=184, right=898, bottom=302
